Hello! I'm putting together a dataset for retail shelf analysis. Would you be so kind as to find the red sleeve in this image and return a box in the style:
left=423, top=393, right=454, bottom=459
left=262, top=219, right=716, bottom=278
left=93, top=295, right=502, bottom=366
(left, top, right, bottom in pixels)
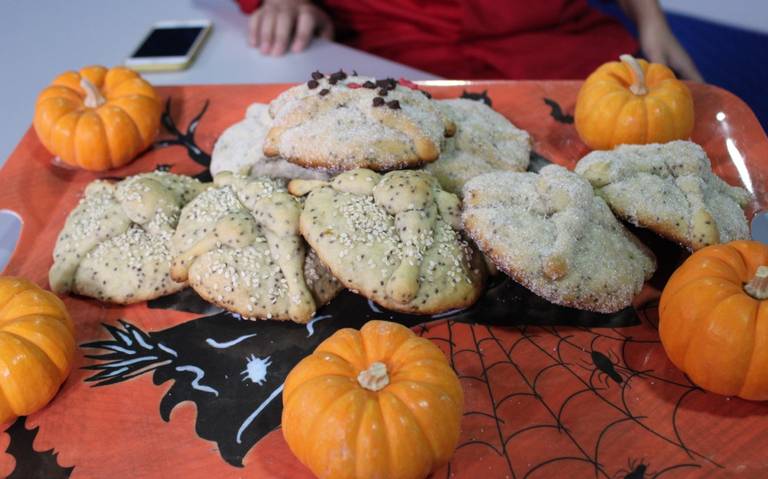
left=236, top=0, right=261, bottom=14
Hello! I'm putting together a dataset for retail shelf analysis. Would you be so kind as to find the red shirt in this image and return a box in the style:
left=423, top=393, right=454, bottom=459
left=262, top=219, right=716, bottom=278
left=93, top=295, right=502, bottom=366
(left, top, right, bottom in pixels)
left=238, top=0, right=638, bottom=80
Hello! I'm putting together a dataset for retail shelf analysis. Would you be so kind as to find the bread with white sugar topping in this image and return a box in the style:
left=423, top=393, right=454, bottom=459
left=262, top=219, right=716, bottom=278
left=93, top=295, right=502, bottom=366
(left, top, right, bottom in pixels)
left=425, top=98, right=531, bottom=195
left=575, top=140, right=750, bottom=251
left=462, top=165, right=656, bottom=313
left=211, top=102, right=330, bottom=181
left=264, top=71, right=454, bottom=172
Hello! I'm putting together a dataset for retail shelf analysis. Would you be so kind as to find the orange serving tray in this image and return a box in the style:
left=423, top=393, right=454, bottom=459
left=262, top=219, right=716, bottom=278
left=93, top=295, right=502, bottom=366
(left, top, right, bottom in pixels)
left=1, top=81, right=767, bottom=479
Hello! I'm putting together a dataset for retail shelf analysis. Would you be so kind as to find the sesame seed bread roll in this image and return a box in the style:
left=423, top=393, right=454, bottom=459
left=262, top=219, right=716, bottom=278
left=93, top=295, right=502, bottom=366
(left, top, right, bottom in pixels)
left=291, top=169, right=486, bottom=315
left=49, top=172, right=206, bottom=304
left=575, top=140, right=750, bottom=251
left=170, top=172, right=342, bottom=323
left=462, top=165, right=656, bottom=313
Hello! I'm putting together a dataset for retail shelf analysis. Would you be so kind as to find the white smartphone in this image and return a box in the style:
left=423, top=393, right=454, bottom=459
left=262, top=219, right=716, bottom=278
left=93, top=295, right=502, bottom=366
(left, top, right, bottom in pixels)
left=125, top=20, right=212, bottom=72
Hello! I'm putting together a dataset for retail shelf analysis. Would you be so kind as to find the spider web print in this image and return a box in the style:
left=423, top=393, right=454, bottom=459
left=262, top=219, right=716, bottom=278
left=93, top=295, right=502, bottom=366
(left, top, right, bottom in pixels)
left=414, top=300, right=750, bottom=479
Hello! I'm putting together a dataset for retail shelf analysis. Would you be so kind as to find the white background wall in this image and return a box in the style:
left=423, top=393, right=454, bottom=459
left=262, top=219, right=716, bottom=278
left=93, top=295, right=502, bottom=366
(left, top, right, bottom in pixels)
left=661, top=0, right=768, bottom=33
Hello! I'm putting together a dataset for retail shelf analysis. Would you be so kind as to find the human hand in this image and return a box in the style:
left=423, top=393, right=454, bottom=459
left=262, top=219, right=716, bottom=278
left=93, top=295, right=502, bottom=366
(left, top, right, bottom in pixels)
left=619, top=0, right=702, bottom=81
left=248, top=0, right=334, bottom=56
left=638, top=17, right=703, bottom=82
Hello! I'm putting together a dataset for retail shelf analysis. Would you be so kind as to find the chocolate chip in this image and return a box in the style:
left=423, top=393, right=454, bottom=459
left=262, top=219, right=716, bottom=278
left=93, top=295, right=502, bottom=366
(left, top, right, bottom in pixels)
left=352, top=70, right=358, bottom=76
left=307, top=79, right=319, bottom=89
left=328, top=78, right=338, bottom=85
left=372, top=97, right=385, bottom=107
left=311, top=71, right=324, bottom=80
left=378, top=88, right=389, bottom=97
left=362, top=81, right=376, bottom=89
left=387, top=100, right=401, bottom=109
left=376, top=78, right=397, bottom=90
left=330, top=69, right=348, bottom=82
left=420, top=90, right=432, bottom=99
left=319, top=88, right=330, bottom=96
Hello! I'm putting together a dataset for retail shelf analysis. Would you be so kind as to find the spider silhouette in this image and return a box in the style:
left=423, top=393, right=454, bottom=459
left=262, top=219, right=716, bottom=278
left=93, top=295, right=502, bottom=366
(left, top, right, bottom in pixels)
left=612, top=458, right=651, bottom=479
left=611, top=457, right=701, bottom=479
left=573, top=336, right=652, bottom=391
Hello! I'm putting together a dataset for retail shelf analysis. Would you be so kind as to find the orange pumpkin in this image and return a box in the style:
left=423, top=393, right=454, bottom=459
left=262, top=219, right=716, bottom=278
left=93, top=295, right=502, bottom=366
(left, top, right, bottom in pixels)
left=33, top=65, right=161, bottom=171
left=660, top=240, right=768, bottom=400
left=0, top=277, right=76, bottom=423
left=282, top=320, right=464, bottom=479
left=574, top=54, right=694, bottom=150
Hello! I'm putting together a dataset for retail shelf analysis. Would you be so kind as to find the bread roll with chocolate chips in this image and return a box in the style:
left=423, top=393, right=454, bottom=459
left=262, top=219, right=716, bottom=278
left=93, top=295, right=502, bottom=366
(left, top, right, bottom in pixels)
left=265, top=71, right=454, bottom=172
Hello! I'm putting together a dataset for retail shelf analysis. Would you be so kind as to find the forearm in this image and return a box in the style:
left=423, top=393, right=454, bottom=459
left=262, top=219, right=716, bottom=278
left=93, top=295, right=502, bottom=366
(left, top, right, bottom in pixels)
left=617, top=0, right=703, bottom=80
left=617, top=0, right=666, bottom=29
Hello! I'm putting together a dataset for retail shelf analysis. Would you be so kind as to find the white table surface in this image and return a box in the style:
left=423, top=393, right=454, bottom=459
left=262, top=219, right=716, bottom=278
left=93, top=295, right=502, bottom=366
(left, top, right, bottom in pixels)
left=0, top=0, right=437, bottom=167
left=0, top=0, right=437, bottom=270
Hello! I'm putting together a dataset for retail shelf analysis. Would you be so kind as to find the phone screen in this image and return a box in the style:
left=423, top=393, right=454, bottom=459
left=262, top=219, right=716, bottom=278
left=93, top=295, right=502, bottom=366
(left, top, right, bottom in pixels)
left=131, top=27, right=205, bottom=58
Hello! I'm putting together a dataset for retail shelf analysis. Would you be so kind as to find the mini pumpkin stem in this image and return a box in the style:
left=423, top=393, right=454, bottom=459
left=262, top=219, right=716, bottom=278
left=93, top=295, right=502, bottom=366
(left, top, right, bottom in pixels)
left=745, top=266, right=768, bottom=300
left=357, top=362, right=389, bottom=392
left=619, top=54, right=648, bottom=96
left=80, top=77, right=106, bottom=108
